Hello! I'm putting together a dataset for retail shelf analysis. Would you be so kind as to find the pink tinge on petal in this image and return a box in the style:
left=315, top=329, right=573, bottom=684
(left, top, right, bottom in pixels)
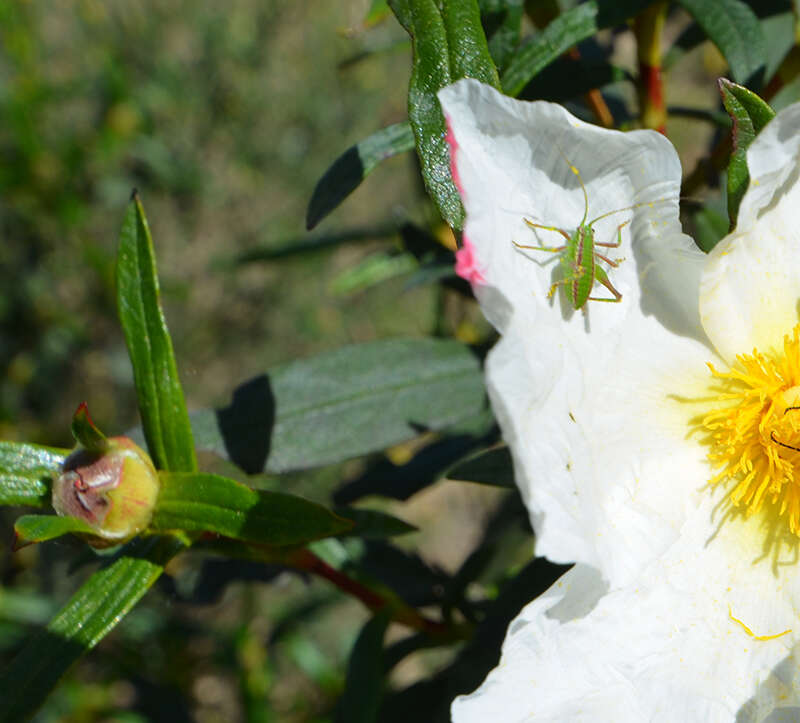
left=444, top=116, right=484, bottom=284
left=455, top=235, right=485, bottom=285
left=444, top=115, right=464, bottom=196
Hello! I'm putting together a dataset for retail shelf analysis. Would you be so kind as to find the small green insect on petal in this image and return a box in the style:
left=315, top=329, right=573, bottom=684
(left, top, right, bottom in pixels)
left=512, top=148, right=670, bottom=311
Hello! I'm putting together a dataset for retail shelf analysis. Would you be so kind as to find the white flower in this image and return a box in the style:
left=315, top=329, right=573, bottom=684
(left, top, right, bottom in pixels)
left=439, top=78, right=800, bottom=721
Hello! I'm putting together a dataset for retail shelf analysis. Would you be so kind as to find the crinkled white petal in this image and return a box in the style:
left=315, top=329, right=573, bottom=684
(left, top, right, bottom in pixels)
left=453, top=494, right=800, bottom=722
left=438, top=79, right=711, bottom=584
left=700, top=102, right=800, bottom=363
left=485, top=304, right=712, bottom=587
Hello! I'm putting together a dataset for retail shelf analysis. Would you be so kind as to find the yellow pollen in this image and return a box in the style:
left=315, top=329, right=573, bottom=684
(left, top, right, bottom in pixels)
left=701, top=325, right=800, bottom=534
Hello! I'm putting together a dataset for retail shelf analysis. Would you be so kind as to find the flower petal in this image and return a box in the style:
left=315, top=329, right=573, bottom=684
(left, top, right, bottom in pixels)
left=453, top=499, right=800, bottom=722
left=439, top=79, right=711, bottom=584
left=700, top=102, right=800, bottom=363
left=485, top=303, right=713, bottom=586
left=437, top=78, right=705, bottom=342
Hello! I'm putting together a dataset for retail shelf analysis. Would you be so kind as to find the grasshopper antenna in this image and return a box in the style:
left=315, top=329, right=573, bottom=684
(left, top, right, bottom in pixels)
left=554, top=144, right=589, bottom=227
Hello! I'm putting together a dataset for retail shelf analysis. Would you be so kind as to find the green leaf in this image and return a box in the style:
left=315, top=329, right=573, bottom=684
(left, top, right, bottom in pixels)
left=519, top=55, right=629, bottom=103
left=14, top=514, right=96, bottom=546
left=335, top=507, right=417, bottom=538
left=70, top=402, right=108, bottom=452
left=116, top=194, right=197, bottom=473
left=151, top=472, right=353, bottom=545
left=330, top=251, right=418, bottom=295
left=692, top=203, right=729, bottom=254
left=335, top=612, right=390, bottom=723
left=502, top=3, right=596, bottom=96
left=719, top=78, right=775, bottom=228
left=502, top=0, right=656, bottom=97
left=760, top=11, right=795, bottom=84
left=0, top=441, right=68, bottom=508
left=0, top=535, right=184, bottom=721
left=306, top=124, right=415, bottom=230
left=676, top=0, right=765, bottom=85
left=442, top=0, right=500, bottom=88
left=480, top=0, right=523, bottom=71
left=188, top=338, right=486, bottom=473
left=446, top=446, right=514, bottom=487
left=391, top=0, right=462, bottom=228
left=389, top=0, right=498, bottom=229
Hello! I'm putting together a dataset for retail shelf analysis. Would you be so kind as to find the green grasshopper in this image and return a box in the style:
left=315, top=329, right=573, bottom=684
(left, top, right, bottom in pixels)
left=513, top=159, right=664, bottom=310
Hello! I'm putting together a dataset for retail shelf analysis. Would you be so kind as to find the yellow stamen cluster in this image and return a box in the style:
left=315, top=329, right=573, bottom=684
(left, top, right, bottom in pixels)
left=702, top=325, right=800, bottom=534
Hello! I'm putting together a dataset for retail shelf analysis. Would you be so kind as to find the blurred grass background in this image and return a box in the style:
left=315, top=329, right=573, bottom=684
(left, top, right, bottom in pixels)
left=0, top=0, right=450, bottom=447
left=0, top=1, right=738, bottom=720
left=0, top=2, right=499, bottom=720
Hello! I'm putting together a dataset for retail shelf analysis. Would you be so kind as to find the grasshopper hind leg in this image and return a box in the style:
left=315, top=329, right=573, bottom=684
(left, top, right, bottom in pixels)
left=587, top=264, right=622, bottom=303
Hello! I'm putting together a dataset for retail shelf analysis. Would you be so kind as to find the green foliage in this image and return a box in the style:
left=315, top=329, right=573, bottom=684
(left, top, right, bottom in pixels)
left=389, top=0, right=499, bottom=229
left=116, top=195, right=197, bottom=474
left=0, top=441, right=66, bottom=507
left=307, top=123, right=415, bottom=230
left=14, top=514, right=96, bottom=545
left=0, top=535, right=184, bottom=722
left=70, top=402, right=108, bottom=452
left=152, top=472, right=353, bottom=545
left=447, top=446, right=515, bottom=488
left=334, top=507, right=417, bottom=539
left=501, top=0, right=652, bottom=97
left=676, top=0, right=766, bottom=86
left=719, top=79, right=776, bottom=228
left=335, top=612, right=391, bottom=723
left=189, top=338, right=486, bottom=473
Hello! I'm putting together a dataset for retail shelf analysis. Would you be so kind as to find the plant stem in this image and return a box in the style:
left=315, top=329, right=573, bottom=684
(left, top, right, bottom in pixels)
left=286, top=548, right=467, bottom=640
left=634, top=1, right=667, bottom=134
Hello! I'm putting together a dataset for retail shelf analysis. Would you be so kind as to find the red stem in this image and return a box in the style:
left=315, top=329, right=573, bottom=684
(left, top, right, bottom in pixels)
left=287, top=548, right=452, bottom=637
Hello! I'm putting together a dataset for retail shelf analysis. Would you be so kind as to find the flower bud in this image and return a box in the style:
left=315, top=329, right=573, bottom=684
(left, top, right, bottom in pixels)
left=52, top=437, right=160, bottom=547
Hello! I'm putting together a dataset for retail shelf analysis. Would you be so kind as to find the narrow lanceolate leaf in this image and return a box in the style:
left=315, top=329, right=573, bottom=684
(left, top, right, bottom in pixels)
left=14, top=514, right=96, bottom=546
left=676, top=0, right=765, bottom=86
left=390, top=0, right=463, bottom=228
left=116, top=194, right=196, bottom=473
left=151, top=472, right=353, bottom=545
left=334, top=507, right=417, bottom=538
left=0, top=441, right=68, bottom=508
left=504, top=3, right=598, bottom=96
left=306, top=123, right=415, bottom=230
left=0, top=535, right=184, bottom=721
left=500, top=0, right=653, bottom=97
left=335, top=613, right=390, bottom=723
left=442, top=0, right=500, bottom=88
left=719, top=78, right=775, bottom=229
left=389, top=0, right=499, bottom=229
left=188, top=338, right=486, bottom=473
left=447, top=446, right=515, bottom=488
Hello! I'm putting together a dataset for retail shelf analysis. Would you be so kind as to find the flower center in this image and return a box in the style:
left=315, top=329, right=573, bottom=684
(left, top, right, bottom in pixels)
left=702, top=325, right=800, bottom=533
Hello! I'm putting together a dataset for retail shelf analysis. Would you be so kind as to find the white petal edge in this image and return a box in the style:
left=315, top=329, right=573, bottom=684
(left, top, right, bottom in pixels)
left=453, top=494, right=800, bottom=723
left=700, top=101, right=800, bottom=363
